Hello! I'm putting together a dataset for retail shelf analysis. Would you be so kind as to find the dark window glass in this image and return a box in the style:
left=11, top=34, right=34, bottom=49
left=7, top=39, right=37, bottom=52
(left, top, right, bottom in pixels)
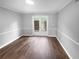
left=34, top=20, right=39, bottom=31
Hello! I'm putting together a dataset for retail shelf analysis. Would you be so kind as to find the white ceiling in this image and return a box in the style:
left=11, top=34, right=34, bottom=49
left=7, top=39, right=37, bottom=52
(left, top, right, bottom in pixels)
left=0, top=0, right=72, bottom=13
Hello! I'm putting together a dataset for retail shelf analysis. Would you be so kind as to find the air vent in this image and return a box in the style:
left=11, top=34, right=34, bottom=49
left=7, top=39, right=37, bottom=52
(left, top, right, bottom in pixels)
left=75, top=0, right=79, bottom=2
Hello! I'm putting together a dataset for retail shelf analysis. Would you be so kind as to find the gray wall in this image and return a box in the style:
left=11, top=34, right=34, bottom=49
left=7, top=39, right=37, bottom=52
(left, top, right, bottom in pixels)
left=0, top=7, right=22, bottom=48
left=57, top=1, right=79, bottom=59
left=21, top=13, right=57, bottom=37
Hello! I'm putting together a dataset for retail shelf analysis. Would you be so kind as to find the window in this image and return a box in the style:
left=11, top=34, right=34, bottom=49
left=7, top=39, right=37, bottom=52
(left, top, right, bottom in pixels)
left=33, top=16, right=48, bottom=32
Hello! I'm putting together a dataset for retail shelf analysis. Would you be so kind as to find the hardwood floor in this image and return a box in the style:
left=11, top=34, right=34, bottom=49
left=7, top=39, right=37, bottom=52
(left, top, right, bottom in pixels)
left=0, top=36, right=69, bottom=59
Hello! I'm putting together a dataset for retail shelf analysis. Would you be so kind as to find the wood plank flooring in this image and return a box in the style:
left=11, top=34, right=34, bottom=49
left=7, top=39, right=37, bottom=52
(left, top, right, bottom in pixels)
left=0, top=36, right=69, bottom=59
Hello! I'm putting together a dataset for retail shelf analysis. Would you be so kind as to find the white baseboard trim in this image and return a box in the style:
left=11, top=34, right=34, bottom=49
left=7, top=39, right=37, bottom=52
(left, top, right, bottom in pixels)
left=23, top=34, right=56, bottom=37
left=0, top=35, right=23, bottom=49
left=57, top=37, right=72, bottom=59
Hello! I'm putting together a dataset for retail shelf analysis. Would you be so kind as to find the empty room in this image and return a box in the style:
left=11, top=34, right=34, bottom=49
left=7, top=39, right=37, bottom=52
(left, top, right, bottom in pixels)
left=0, top=0, right=79, bottom=59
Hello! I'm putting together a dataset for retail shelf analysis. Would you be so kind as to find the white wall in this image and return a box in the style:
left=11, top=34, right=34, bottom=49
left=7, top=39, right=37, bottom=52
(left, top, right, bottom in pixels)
left=21, top=13, right=57, bottom=37
left=57, top=1, right=79, bottom=59
left=0, top=7, right=22, bottom=48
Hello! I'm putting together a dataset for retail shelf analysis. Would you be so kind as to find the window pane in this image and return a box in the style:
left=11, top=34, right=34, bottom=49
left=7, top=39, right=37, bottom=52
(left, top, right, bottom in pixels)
left=40, top=20, right=47, bottom=31
left=34, top=20, right=39, bottom=31
left=44, top=20, right=47, bottom=31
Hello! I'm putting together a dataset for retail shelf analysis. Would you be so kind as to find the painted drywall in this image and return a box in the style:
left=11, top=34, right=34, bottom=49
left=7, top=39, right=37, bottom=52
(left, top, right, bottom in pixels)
left=21, top=13, right=57, bottom=37
left=0, top=7, right=22, bottom=48
left=57, top=1, right=79, bottom=59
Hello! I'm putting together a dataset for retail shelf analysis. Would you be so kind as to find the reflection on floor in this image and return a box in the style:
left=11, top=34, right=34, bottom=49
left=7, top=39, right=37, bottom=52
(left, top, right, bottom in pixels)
left=0, top=36, right=69, bottom=59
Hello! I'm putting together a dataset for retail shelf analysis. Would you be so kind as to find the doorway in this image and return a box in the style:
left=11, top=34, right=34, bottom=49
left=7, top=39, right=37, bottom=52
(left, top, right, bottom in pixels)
left=32, top=16, right=48, bottom=36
